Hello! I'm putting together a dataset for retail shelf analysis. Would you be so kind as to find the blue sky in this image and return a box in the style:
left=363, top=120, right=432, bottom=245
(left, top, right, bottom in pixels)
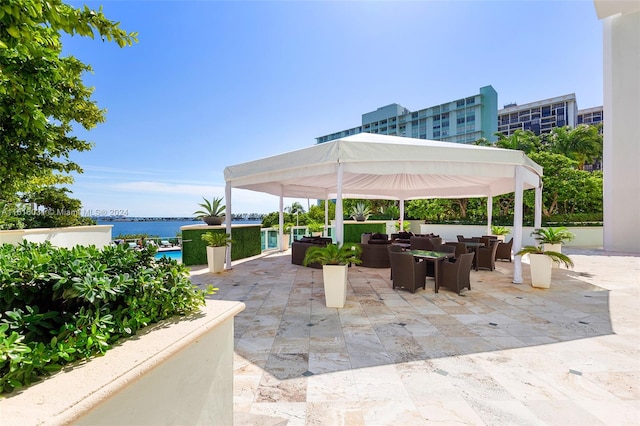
left=64, top=0, right=604, bottom=217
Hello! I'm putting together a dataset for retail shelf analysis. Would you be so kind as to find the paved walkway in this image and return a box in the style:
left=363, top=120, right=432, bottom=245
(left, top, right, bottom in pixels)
left=189, top=248, right=640, bottom=425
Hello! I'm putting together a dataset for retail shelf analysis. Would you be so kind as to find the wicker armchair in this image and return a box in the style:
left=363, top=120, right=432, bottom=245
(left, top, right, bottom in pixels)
left=437, top=252, right=474, bottom=295
left=443, top=241, right=468, bottom=258
left=476, top=240, right=500, bottom=271
left=389, top=252, right=427, bottom=293
left=495, top=238, right=513, bottom=262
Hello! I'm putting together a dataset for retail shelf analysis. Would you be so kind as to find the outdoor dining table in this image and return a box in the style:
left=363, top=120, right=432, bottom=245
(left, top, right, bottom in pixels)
left=450, top=241, right=485, bottom=271
left=409, top=250, right=455, bottom=291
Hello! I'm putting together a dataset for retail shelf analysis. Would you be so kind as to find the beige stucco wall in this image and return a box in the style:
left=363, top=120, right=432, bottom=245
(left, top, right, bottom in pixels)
left=0, top=225, right=112, bottom=248
left=1, top=300, right=245, bottom=426
left=420, top=224, right=603, bottom=248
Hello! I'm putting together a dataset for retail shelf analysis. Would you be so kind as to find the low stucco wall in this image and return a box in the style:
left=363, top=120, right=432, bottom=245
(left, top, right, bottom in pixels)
left=2, top=300, right=245, bottom=426
left=0, top=225, right=113, bottom=249
left=419, top=224, right=603, bottom=247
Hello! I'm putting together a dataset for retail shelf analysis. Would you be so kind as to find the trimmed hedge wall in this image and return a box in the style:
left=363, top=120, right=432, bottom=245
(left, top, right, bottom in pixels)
left=343, top=222, right=386, bottom=243
left=182, top=226, right=261, bottom=266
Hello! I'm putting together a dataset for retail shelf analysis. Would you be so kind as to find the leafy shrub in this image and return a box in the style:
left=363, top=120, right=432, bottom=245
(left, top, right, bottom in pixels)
left=0, top=241, right=214, bottom=394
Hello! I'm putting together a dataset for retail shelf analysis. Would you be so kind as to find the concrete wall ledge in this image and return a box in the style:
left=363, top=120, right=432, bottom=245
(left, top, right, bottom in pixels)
left=0, top=225, right=113, bottom=248
left=2, top=299, right=245, bottom=426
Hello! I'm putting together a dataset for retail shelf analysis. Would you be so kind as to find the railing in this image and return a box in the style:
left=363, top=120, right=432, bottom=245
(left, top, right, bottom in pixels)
left=111, top=236, right=182, bottom=249
left=260, top=226, right=336, bottom=251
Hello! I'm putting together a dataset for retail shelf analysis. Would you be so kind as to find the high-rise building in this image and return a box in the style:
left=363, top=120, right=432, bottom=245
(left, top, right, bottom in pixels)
left=497, top=94, right=578, bottom=136
left=577, top=106, right=604, bottom=126
left=316, top=85, right=498, bottom=144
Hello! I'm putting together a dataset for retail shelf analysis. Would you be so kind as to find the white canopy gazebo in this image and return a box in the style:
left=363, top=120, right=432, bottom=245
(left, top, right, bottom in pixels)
left=224, top=133, right=543, bottom=283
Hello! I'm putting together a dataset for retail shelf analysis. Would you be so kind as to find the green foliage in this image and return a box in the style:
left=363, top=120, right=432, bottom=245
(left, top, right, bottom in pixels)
left=0, top=0, right=137, bottom=199
left=1, top=187, right=96, bottom=229
left=491, top=225, right=510, bottom=236
left=515, top=245, right=574, bottom=268
left=343, top=222, right=385, bottom=243
left=193, top=196, right=225, bottom=218
left=0, top=241, right=211, bottom=393
left=201, top=232, right=233, bottom=247
left=306, top=221, right=324, bottom=233
left=303, top=243, right=362, bottom=266
left=379, top=204, right=400, bottom=220
left=182, top=227, right=261, bottom=266
left=306, top=201, right=335, bottom=223
left=530, top=227, right=575, bottom=245
left=350, top=202, right=371, bottom=221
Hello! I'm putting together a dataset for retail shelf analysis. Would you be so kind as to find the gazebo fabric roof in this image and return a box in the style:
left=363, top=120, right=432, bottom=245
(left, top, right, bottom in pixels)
left=223, top=133, right=543, bottom=200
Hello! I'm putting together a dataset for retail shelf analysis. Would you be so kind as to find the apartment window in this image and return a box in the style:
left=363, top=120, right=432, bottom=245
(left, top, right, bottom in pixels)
left=456, top=99, right=465, bottom=108
left=466, top=97, right=475, bottom=105
left=457, top=117, right=465, bottom=125
left=412, top=112, right=418, bottom=119
left=542, top=106, right=551, bottom=117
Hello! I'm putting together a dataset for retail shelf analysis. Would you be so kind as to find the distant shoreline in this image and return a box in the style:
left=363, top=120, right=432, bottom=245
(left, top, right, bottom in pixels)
left=94, top=216, right=266, bottom=222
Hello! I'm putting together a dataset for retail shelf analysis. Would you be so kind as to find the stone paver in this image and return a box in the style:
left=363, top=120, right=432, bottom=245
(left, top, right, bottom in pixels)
left=190, top=248, right=640, bottom=425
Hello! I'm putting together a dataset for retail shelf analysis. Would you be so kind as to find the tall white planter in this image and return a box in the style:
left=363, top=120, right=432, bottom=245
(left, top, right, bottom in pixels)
left=282, top=233, right=290, bottom=251
left=528, top=253, right=553, bottom=288
left=207, top=246, right=227, bottom=273
left=542, top=243, right=562, bottom=268
left=322, top=264, right=348, bottom=308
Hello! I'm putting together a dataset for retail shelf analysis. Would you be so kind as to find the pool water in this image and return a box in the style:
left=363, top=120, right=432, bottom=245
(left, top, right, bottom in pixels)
left=155, top=250, right=182, bottom=261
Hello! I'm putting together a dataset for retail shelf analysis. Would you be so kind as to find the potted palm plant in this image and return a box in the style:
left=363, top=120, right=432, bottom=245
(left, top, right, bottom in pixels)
left=303, top=243, right=362, bottom=308
left=194, top=196, right=226, bottom=226
left=531, top=227, right=575, bottom=268
left=516, top=245, right=574, bottom=288
left=274, top=222, right=294, bottom=250
left=490, top=225, right=510, bottom=242
left=350, top=202, right=371, bottom=222
left=201, top=232, right=233, bottom=273
left=306, top=221, right=324, bottom=237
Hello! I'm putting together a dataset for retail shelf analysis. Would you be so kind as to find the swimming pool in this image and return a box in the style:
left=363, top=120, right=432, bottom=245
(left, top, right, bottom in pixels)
left=155, top=250, right=182, bottom=261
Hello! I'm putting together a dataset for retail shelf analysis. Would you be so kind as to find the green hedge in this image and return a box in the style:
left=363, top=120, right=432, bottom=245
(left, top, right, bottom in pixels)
left=181, top=226, right=262, bottom=266
left=0, top=241, right=211, bottom=394
left=343, top=222, right=386, bottom=243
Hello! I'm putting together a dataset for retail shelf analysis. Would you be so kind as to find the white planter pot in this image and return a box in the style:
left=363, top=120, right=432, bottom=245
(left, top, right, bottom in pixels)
left=529, top=253, right=553, bottom=288
left=322, top=264, right=348, bottom=308
left=496, top=235, right=506, bottom=242
left=282, top=234, right=290, bottom=251
left=207, top=246, right=226, bottom=273
left=542, top=243, right=562, bottom=268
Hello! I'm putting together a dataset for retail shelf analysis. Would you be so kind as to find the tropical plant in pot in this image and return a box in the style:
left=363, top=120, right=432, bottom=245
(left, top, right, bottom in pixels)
left=273, top=222, right=295, bottom=250
left=516, top=245, right=574, bottom=289
left=350, top=202, right=371, bottom=222
left=201, top=232, right=233, bottom=273
left=306, top=221, right=324, bottom=236
left=530, top=227, right=575, bottom=267
left=303, top=243, right=362, bottom=308
left=194, top=196, right=225, bottom=225
left=490, top=225, right=510, bottom=242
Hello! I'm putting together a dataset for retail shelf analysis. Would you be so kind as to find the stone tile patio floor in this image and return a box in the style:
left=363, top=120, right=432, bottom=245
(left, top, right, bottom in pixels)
left=189, top=248, right=640, bottom=426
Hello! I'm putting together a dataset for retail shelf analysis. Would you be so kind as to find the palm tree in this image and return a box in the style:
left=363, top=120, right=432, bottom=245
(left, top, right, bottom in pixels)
left=493, top=129, right=539, bottom=154
left=546, top=125, right=602, bottom=170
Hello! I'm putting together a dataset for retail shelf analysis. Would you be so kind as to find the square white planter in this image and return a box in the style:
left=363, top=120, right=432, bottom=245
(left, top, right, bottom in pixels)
left=322, top=264, right=348, bottom=308
left=529, top=253, right=553, bottom=288
left=207, top=246, right=227, bottom=273
left=543, top=243, right=562, bottom=268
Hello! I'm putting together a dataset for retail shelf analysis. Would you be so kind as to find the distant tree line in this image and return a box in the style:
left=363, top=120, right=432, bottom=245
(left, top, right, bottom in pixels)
left=262, top=125, right=603, bottom=227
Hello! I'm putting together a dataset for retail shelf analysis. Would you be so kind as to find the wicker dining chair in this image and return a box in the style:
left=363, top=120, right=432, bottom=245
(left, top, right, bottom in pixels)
left=437, top=252, right=474, bottom=295
left=495, top=238, right=514, bottom=262
left=476, top=240, right=500, bottom=271
left=389, top=251, right=427, bottom=293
